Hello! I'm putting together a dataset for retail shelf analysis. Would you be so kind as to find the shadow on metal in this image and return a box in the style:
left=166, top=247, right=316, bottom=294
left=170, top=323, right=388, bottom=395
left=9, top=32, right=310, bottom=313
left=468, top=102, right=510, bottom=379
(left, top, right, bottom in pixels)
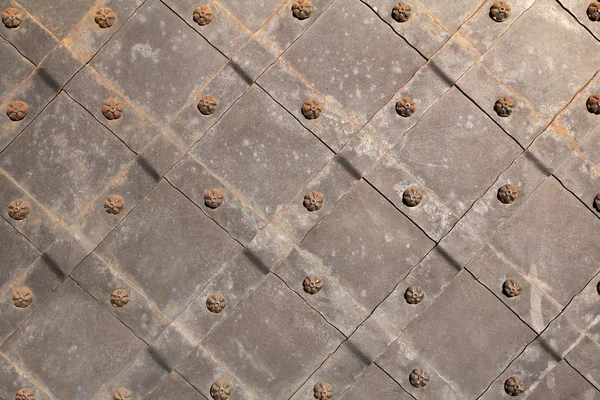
left=243, top=247, right=271, bottom=275
left=147, top=346, right=173, bottom=373
left=137, top=155, right=162, bottom=183
left=40, top=252, right=67, bottom=280
left=228, top=59, right=255, bottom=86
left=37, top=66, right=62, bottom=93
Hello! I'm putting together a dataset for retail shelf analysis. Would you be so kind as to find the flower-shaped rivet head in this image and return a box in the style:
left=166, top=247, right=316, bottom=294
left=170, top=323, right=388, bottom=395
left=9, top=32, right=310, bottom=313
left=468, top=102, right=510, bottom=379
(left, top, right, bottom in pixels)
left=504, top=376, right=525, bottom=396
left=403, top=187, right=422, bottom=207
left=588, top=2, right=600, bottom=21
left=497, top=184, right=518, bottom=204
left=2, top=8, right=22, bottom=28
left=503, top=279, right=522, bottom=298
left=586, top=94, right=600, bottom=114
left=6, top=100, right=28, bottom=121
left=302, top=99, right=323, bottom=120
left=494, top=97, right=515, bottom=117
left=396, top=97, right=416, bottom=117
left=94, top=8, right=116, bottom=28
left=313, top=382, right=334, bottom=400
left=15, top=388, right=35, bottom=400
left=206, top=293, right=227, bottom=313
left=404, top=285, right=424, bottom=304
left=210, top=380, right=231, bottom=400
left=490, top=2, right=511, bottom=22
left=8, top=199, right=30, bottom=220
left=292, top=0, right=313, bottom=20
left=392, top=2, right=412, bottom=22
left=12, top=286, right=33, bottom=308
left=102, top=99, right=123, bottom=120
left=104, top=195, right=124, bottom=215
left=198, top=95, right=218, bottom=115
left=204, top=189, right=225, bottom=209
left=110, top=289, right=130, bottom=308
left=303, top=276, right=323, bottom=295
left=409, top=369, right=430, bottom=388
left=594, top=194, right=600, bottom=212
left=194, top=6, right=214, bottom=26
left=113, top=387, right=132, bottom=400
left=304, top=191, right=324, bottom=211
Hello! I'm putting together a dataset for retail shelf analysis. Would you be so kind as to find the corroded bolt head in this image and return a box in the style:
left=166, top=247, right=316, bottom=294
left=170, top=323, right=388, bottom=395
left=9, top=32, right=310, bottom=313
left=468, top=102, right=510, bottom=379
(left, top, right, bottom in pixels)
left=194, top=6, right=214, bottom=26
left=313, top=381, right=334, bottom=400
left=8, top=199, right=30, bottom=220
left=404, top=285, right=424, bottom=304
left=503, top=279, right=522, bottom=298
left=396, top=97, right=416, bottom=117
left=497, top=184, right=518, bottom=204
left=504, top=376, right=525, bottom=396
left=494, top=97, right=515, bottom=117
left=594, top=193, right=600, bottom=212
left=409, top=368, right=430, bottom=388
left=586, top=94, right=600, bottom=114
left=2, top=7, right=22, bottom=28
left=113, top=387, right=132, bottom=400
left=302, top=99, right=323, bottom=119
left=210, top=380, right=231, bottom=400
left=94, top=8, right=116, bottom=28
left=104, top=195, right=125, bottom=215
left=402, top=187, right=422, bottom=207
left=206, top=293, right=227, bottom=313
left=292, top=0, right=313, bottom=20
left=204, top=189, right=225, bottom=209
left=303, top=276, right=323, bottom=295
left=304, top=191, right=324, bottom=211
left=588, top=2, right=600, bottom=21
left=15, top=388, right=35, bottom=400
left=103, top=99, right=124, bottom=120
left=110, top=289, right=130, bottom=308
left=6, top=100, right=28, bottom=121
left=490, top=2, right=511, bottom=22
left=12, top=286, right=33, bottom=308
left=392, top=2, right=412, bottom=23
left=198, top=95, right=218, bottom=115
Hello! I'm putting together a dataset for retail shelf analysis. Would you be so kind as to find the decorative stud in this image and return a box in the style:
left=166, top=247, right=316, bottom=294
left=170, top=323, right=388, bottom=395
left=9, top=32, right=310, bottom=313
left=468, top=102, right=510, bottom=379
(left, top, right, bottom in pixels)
left=396, top=97, right=416, bottom=117
left=303, top=276, right=323, bottom=295
left=193, top=6, right=214, bottom=26
left=588, top=2, right=600, bottom=21
left=594, top=194, right=600, bottom=212
left=504, top=376, right=525, bottom=396
left=497, top=184, right=518, bottom=204
left=402, top=187, right=422, bottom=207
left=112, top=387, right=132, bottom=400
left=210, top=380, right=231, bottom=400
left=204, top=189, right=225, bottom=209
left=302, top=99, right=323, bottom=120
left=102, top=99, right=123, bottom=120
left=198, top=95, right=218, bottom=115
left=596, top=280, right=600, bottom=295
left=391, top=2, right=412, bottom=23
left=502, top=279, right=522, bottom=298
left=490, top=2, right=511, bottom=22
left=2, top=7, right=22, bottom=28
left=292, top=0, right=313, bottom=20
left=110, top=289, right=130, bottom=308
left=206, top=293, right=227, bottom=313
left=304, top=191, right=324, bottom=211
left=8, top=199, right=30, bottom=220
left=313, top=382, right=334, bottom=400
left=6, top=100, right=28, bottom=121
left=404, top=285, right=424, bottom=304
left=104, top=195, right=124, bottom=215
left=586, top=94, right=600, bottom=114
left=94, top=8, right=116, bottom=28
left=494, top=97, right=515, bottom=117
left=15, top=388, right=35, bottom=400
left=409, top=368, right=430, bottom=388
left=12, top=286, right=33, bottom=308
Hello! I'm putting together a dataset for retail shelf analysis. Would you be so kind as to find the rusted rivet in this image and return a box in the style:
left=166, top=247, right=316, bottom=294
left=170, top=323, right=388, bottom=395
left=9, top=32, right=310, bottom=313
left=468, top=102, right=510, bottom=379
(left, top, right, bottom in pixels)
left=403, top=187, right=422, bottom=207
left=304, top=191, right=324, bottom=211
left=206, top=293, right=227, bottom=313
left=502, top=279, right=522, bottom=298
left=586, top=94, right=600, bottom=114
left=497, top=184, right=518, bottom=204
left=2, top=7, right=22, bottom=28
left=112, top=387, right=132, bottom=400
left=490, top=2, right=511, bottom=22
left=392, top=2, right=412, bottom=22
left=594, top=194, right=600, bottom=212
left=6, top=100, right=28, bottom=121
left=303, top=276, right=323, bottom=295
left=110, top=289, right=130, bottom=308
left=204, top=189, right=225, bottom=209
left=94, top=8, right=116, bottom=28
left=194, top=6, right=214, bottom=26
left=104, top=195, right=124, bottom=215
left=12, top=286, right=33, bottom=308
left=8, top=199, right=30, bottom=220
left=292, top=0, right=313, bottom=20
left=302, top=99, right=323, bottom=120
left=588, top=2, right=600, bottom=21
left=396, top=97, right=416, bottom=117
left=404, top=285, right=424, bottom=304
left=313, top=382, right=334, bottom=400
left=210, top=380, right=231, bottom=400
left=102, top=99, right=123, bottom=120
left=504, top=376, right=525, bottom=396
left=409, top=369, right=430, bottom=388
left=15, top=388, right=35, bottom=400
left=198, top=95, right=218, bottom=115
left=494, top=97, right=515, bottom=117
